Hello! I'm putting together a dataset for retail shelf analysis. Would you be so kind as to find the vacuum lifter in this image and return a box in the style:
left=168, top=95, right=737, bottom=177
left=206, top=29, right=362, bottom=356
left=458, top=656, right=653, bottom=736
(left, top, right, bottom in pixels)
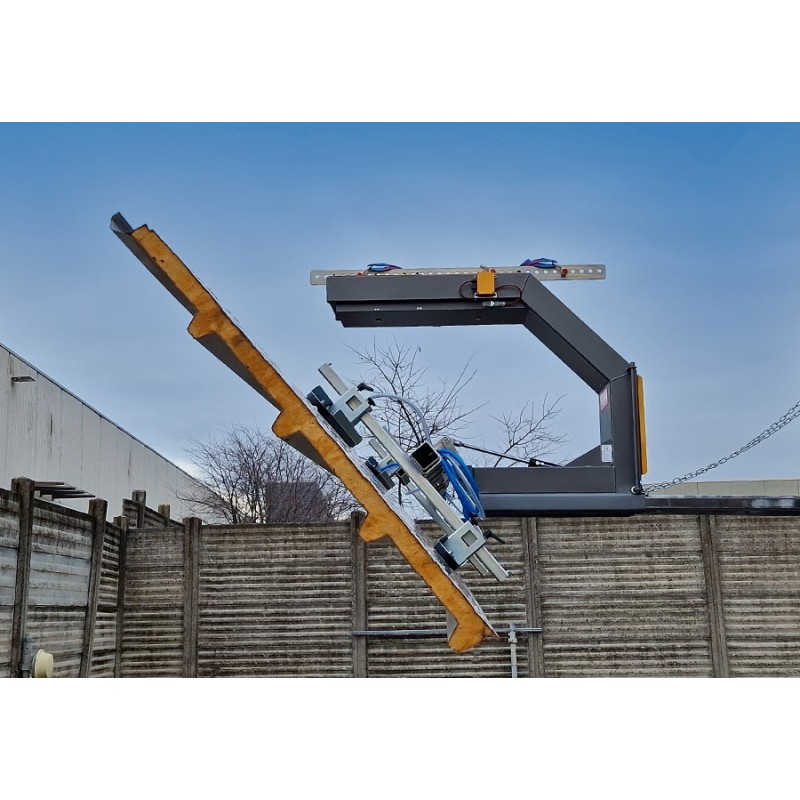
left=111, top=213, right=651, bottom=651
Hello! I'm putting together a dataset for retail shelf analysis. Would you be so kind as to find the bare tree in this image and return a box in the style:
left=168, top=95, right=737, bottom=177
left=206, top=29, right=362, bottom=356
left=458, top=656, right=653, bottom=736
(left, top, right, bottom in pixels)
left=485, top=394, right=566, bottom=466
left=179, top=424, right=358, bottom=524
left=349, top=337, right=567, bottom=502
left=348, top=337, right=485, bottom=452
left=182, top=340, right=566, bottom=523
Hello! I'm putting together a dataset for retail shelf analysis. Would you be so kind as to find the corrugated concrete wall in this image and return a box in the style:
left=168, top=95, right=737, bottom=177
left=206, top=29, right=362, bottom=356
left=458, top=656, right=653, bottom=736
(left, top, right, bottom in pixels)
left=120, top=527, right=185, bottom=676
left=26, top=502, right=94, bottom=677
left=716, top=516, right=800, bottom=676
left=0, top=481, right=156, bottom=678
left=119, top=520, right=354, bottom=677
left=4, top=486, right=799, bottom=677
left=198, top=523, right=354, bottom=677
left=121, top=495, right=182, bottom=532
left=536, top=517, right=713, bottom=676
left=117, top=513, right=800, bottom=678
left=93, top=521, right=122, bottom=678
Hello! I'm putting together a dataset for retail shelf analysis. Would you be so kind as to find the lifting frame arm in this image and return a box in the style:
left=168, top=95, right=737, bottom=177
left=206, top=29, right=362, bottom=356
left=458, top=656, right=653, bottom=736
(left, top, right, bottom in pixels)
left=323, top=270, right=648, bottom=516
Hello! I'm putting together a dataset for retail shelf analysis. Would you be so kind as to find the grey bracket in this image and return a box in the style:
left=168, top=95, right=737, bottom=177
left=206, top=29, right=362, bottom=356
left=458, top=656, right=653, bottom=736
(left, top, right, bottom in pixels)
left=322, top=271, right=647, bottom=516
left=317, top=363, right=510, bottom=580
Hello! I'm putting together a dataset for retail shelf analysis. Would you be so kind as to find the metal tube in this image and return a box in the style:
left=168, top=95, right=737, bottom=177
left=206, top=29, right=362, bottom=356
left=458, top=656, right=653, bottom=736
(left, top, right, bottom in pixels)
left=351, top=626, right=542, bottom=638
left=509, top=623, right=518, bottom=678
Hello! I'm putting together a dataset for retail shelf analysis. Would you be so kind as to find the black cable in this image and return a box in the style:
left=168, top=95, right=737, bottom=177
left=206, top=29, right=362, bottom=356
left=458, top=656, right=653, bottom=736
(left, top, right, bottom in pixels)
left=495, top=284, right=523, bottom=304
left=459, top=280, right=474, bottom=300
left=453, top=440, right=561, bottom=467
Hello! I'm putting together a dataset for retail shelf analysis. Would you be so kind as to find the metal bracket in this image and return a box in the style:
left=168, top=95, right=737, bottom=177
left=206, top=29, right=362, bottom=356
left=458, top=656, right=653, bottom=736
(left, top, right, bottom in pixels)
left=317, top=363, right=510, bottom=581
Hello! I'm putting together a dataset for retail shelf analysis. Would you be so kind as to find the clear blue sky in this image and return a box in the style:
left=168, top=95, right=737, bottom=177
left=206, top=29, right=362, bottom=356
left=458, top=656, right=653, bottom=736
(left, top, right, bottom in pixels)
left=2, top=123, right=799, bottom=483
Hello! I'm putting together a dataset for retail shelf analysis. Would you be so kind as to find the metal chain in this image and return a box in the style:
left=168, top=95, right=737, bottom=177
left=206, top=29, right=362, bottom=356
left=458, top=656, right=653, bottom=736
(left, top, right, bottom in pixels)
left=644, top=398, right=800, bottom=493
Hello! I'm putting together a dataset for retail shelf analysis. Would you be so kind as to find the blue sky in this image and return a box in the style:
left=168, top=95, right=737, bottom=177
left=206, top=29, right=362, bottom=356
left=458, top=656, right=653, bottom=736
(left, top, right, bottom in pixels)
left=2, top=123, right=800, bottom=483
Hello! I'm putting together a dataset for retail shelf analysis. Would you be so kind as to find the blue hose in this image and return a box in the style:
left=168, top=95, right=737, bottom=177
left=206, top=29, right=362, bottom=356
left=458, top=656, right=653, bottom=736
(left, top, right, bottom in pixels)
left=438, top=448, right=484, bottom=520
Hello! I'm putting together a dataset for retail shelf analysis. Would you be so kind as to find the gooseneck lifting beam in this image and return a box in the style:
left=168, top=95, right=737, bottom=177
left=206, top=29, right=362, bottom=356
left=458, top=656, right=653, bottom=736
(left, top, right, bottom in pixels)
left=110, top=213, right=497, bottom=652
left=322, top=269, right=648, bottom=516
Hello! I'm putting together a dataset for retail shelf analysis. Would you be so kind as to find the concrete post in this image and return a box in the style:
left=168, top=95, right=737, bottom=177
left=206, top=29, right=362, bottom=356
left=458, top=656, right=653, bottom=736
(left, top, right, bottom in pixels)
left=10, top=477, right=35, bottom=678
left=157, top=504, right=171, bottom=525
left=131, top=490, right=146, bottom=529
left=80, top=498, right=108, bottom=677
left=522, top=517, right=545, bottom=677
left=350, top=511, right=367, bottom=678
left=699, top=514, right=730, bottom=678
left=183, top=517, right=202, bottom=678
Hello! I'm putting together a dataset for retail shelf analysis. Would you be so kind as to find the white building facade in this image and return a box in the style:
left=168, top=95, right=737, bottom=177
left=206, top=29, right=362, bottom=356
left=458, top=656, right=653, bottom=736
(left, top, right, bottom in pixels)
left=1, top=340, right=203, bottom=519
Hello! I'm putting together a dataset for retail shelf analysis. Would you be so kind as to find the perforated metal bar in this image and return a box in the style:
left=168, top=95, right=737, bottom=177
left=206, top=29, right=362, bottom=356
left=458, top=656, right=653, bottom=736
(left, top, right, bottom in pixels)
left=310, top=265, right=606, bottom=284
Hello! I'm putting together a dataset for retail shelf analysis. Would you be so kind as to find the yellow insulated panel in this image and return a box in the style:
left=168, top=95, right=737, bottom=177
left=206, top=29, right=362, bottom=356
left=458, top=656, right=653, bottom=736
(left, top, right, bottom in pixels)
left=111, top=215, right=497, bottom=652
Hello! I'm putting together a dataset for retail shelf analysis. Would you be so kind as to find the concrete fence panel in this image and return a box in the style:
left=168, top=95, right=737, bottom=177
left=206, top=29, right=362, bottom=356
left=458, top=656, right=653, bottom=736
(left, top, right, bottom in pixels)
left=197, top=521, right=354, bottom=677
left=4, top=479, right=800, bottom=678
left=120, top=526, right=185, bottom=677
left=25, top=500, right=93, bottom=677
left=537, top=516, right=714, bottom=677
left=716, top=516, right=800, bottom=676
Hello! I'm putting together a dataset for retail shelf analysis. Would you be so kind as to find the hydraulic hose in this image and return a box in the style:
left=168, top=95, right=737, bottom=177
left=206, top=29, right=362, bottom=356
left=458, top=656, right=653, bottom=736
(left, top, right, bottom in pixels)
left=438, top=448, right=484, bottom=520
left=368, top=393, right=432, bottom=444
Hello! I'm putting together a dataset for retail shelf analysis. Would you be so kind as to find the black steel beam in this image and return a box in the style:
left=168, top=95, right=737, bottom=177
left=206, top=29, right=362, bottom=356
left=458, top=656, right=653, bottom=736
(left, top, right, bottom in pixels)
left=473, top=465, right=616, bottom=494
left=482, top=492, right=647, bottom=516
left=327, top=273, right=629, bottom=388
left=644, top=495, right=800, bottom=515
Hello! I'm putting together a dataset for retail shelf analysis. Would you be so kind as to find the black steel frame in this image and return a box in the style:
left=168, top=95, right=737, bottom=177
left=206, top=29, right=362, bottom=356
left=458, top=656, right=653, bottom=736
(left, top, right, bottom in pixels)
left=325, top=272, right=647, bottom=515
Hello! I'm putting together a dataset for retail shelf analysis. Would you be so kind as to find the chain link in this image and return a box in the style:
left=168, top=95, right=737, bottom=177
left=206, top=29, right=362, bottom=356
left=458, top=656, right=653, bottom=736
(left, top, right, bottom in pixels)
left=644, top=398, right=800, bottom=493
